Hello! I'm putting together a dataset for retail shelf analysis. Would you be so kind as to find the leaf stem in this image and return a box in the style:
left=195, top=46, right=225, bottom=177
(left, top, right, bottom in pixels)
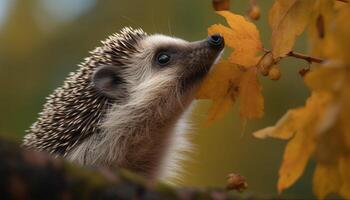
left=263, top=48, right=324, bottom=64
left=286, top=51, right=324, bottom=63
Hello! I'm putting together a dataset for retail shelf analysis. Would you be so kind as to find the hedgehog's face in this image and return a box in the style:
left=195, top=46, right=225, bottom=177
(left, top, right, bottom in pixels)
left=135, top=34, right=224, bottom=93
left=92, top=29, right=224, bottom=104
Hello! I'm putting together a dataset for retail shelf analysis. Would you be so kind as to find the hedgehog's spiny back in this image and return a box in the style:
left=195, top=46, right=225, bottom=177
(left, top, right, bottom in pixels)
left=23, top=27, right=147, bottom=156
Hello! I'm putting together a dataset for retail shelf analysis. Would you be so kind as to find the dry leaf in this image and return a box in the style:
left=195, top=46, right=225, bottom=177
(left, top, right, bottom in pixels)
left=238, top=67, right=264, bottom=119
left=196, top=60, right=243, bottom=123
left=254, top=92, right=332, bottom=192
left=313, top=163, right=342, bottom=200
left=209, top=11, right=263, bottom=66
left=308, top=0, right=335, bottom=60
left=253, top=109, right=303, bottom=140
left=196, top=61, right=264, bottom=122
left=269, top=0, right=316, bottom=59
left=203, top=2, right=350, bottom=199
left=255, top=5, right=350, bottom=199
left=199, top=10, right=264, bottom=123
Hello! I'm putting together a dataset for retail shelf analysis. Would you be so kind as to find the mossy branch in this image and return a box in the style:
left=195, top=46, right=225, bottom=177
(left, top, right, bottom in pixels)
left=0, top=135, right=245, bottom=200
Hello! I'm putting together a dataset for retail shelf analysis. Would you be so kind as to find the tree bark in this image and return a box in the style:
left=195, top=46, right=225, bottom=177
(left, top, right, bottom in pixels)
left=0, top=136, right=244, bottom=200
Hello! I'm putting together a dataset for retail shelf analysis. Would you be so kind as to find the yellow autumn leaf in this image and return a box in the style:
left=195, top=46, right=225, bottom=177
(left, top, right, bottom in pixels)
left=269, top=0, right=316, bottom=59
left=209, top=11, right=263, bottom=66
left=253, top=4, right=350, bottom=199
left=278, top=125, right=315, bottom=193
left=238, top=67, right=264, bottom=119
left=198, top=10, right=265, bottom=123
left=196, top=63, right=264, bottom=123
left=304, top=65, right=346, bottom=93
left=339, top=157, right=350, bottom=199
left=313, top=91, right=350, bottom=200
left=253, top=92, right=333, bottom=192
left=307, top=0, right=335, bottom=59
left=203, top=4, right=350, bottom=198
left=312, top=120, right=350, bottom=200
left=339, top=88, right=350, bottom=150
left=306, top=6, right=350, bottom=197
left=322, top=4, right=350, bottom=63
left=312, top=118, right=350, bottom=200
left=196, top=60, right=243, bottom=123
left=313, top=163, right=342, bottom=200
left=253, top=109, right=303, bottom=140
left=304, top=64, right=350, bottom=200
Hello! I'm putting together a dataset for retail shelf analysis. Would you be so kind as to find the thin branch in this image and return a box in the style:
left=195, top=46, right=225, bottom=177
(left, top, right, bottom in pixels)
left=263, top=48, right=324, bottom=64
left=286, top=51, right=324, bottom=63
left=336, top=0, right=349, bottom=3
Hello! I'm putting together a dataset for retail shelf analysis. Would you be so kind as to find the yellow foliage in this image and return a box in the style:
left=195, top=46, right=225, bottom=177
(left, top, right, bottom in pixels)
left=269, top=0, right=316, bottom=59
left=209, top=11, right=263, bottom=66
left=322, top=4, right=350, bottom=63
left=196, top=60, right=243, bottom=123
left=197, top=11, right=264, bottom=123
left=238, top=67, right=264, bottom=119
left=254, top=92, right=332, bottom=192
left=202, top=1, right=350, bottom=198
left=307, top=0, right=335, bottom=59
left=254, top=4, right=350, bottom=199
left=306, top=66, right=350, bottom=199
left=313, top=163, right=342, bottom=200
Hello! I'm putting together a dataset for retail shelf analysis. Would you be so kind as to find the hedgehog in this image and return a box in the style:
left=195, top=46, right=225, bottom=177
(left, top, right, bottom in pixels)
left=23, top=27, right=225, bottom=181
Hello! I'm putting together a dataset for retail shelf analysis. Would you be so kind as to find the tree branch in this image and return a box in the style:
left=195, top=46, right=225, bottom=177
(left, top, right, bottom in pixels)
left=0, top=136, right=246, bottom=200
left=286, top=51, right=324, bottom=63
left=263, top=48, right=324, bottom=64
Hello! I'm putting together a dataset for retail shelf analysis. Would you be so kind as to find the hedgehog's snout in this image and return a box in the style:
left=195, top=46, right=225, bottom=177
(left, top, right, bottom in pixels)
left=178, top=35, right=224, bottom=92
left=188, top=35, right=224, bottom=60
left=190, top=34, right=224, bottom=62
left=207, top=34, right=225, bottom=49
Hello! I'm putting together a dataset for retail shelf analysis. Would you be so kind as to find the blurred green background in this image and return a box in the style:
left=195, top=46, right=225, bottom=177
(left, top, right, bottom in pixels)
left=0, top=0, right=316, bottom=199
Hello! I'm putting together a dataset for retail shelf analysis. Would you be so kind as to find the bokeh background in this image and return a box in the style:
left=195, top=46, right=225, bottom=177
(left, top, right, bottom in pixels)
left=0, top=0, right=315, bottom=199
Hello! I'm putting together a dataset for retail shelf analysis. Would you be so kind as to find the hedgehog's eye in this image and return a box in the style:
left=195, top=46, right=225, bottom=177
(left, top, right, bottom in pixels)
left=156, top=52, right=171, bottom=66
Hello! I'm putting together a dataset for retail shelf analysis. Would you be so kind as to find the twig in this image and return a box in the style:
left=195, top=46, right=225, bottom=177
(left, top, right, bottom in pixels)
left=286, top=51, right=324, bottom=63
left=263, top=48, right=324, bottom=64
left=336, top=0, right=349, bottom=3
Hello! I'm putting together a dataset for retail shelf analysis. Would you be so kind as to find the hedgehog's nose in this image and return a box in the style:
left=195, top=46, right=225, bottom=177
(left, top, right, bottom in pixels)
left=208, top=34, right=224, bottom=48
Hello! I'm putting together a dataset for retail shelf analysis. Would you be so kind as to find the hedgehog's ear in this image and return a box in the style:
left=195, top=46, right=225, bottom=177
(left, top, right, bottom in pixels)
left=92, top=65, right=124, bottom=98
